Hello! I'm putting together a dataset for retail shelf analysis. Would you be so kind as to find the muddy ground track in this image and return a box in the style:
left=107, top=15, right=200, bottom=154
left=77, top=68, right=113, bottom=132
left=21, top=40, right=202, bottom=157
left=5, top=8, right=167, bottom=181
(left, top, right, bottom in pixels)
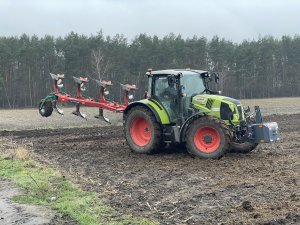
left=1, top=114, right=300, bottom=225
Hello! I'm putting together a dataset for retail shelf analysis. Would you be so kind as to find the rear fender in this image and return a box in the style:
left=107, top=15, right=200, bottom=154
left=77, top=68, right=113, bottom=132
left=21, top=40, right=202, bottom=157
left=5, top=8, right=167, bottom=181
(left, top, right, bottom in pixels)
left=124, top=100, right=171, bottom=125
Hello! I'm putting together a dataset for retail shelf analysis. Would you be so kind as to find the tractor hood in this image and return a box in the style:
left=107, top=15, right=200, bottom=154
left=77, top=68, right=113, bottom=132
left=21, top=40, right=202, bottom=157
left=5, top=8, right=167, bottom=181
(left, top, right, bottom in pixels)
left=192, top=94, right=242, bottom=107
left=192, top=94, right=244, bottom=123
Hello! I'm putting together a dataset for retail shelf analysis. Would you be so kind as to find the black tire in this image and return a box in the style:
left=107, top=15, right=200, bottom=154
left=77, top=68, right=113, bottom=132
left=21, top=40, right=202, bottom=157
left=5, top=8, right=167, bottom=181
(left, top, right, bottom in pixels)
left=185, top=116, right=232, bottom=159
left=229, top=116, right=258, bottom=153
left=124, top=106, right=162, bottom=154
left=229, top=141, right=258, bottom=153
left=39, top=99, right=53, bottom=117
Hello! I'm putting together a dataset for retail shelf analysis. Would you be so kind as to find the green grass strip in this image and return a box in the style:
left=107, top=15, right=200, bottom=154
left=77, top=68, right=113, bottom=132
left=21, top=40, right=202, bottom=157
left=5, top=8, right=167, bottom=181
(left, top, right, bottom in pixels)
left=0, top=157, right=158, bottom=225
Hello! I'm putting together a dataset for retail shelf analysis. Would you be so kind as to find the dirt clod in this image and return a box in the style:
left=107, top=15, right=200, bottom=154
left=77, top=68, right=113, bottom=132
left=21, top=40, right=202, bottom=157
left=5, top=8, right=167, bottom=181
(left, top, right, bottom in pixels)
left=242, top=201, right=254, bottom=211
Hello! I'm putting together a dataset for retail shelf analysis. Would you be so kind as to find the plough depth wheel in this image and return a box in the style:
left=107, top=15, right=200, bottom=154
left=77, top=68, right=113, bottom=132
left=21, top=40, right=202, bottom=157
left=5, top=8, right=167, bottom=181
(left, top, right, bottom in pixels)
left=39, top=99, right=53, bottom=117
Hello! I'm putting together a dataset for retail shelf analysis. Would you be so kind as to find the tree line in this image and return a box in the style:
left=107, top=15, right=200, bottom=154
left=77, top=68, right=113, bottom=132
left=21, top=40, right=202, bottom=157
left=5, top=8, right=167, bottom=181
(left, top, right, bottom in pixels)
left=0, top=31, right=300, bottom=108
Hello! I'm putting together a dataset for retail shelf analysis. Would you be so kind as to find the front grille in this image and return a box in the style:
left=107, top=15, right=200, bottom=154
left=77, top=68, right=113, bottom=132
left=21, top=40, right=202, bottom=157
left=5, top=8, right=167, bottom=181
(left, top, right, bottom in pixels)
left=206, top=99, right=214, bottom=109
left=223, top=97, right=243, bottom=120
left=220, top=102, right=233, bottom=120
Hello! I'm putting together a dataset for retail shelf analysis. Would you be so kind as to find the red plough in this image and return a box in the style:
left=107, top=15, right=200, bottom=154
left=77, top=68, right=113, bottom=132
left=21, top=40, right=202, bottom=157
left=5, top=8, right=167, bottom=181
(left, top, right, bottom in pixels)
left=39, top=73, right=137, bottom=123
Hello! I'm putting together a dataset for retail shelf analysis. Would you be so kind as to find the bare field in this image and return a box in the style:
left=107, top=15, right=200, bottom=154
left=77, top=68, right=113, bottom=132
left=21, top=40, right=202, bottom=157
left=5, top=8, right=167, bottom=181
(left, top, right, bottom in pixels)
left=0, top=97, right=300, bottom=224
left=241, top=97, right=300, bottom=116
left=0, top=107, right=122, bottom=130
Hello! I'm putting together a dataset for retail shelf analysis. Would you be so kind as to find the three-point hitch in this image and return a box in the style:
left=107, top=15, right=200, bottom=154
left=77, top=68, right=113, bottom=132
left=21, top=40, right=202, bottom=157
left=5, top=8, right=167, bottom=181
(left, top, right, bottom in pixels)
left=39, top=73, right=137, bottom=123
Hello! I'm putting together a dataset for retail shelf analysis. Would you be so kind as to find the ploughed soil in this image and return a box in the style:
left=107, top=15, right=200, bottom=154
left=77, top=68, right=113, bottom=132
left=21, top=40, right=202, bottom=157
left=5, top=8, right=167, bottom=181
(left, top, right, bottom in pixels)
left=1, top=113, right=300, bottom=225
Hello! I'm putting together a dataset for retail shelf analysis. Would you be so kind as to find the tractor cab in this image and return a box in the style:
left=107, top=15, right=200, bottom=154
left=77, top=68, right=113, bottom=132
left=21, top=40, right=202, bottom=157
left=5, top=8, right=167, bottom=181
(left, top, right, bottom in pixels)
left=147, top=69, right=208, bottom=124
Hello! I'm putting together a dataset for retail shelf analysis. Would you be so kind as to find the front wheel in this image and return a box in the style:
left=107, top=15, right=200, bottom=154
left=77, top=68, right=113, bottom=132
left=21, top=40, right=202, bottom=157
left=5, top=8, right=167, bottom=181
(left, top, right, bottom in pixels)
left=229, top=116, right=258, bottom=153
left=229, top=141, right=258, bottom=153
left=39, top=99, right=53, bottom=117
left=124, top=106, right=162, bottom=154
left=186, top=116, right=232, bottom=159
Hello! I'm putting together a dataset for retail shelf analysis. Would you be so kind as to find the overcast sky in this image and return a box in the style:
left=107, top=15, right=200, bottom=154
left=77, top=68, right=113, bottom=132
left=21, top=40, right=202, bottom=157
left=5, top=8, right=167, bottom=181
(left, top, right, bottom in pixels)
left=0, top=0, right=300, bottom=42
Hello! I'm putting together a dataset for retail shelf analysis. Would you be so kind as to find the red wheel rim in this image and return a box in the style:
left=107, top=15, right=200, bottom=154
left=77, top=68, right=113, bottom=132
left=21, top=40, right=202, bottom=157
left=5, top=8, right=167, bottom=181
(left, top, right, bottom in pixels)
left=130, top=116, right=152, bottom=146
left=194, top=126, right=221, bottom=153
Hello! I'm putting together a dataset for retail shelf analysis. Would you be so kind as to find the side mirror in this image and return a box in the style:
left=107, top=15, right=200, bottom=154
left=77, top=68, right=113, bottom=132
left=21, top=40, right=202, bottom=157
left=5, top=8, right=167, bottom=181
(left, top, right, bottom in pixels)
left=179, top=85, right=186, bottom=97
left=212, top=72, right=219, bottom=83
left=175, top=72, right=183, bottom=78
left=144, top=91, right=148, bottom=99
left=200, top=72, right=210, bottom=79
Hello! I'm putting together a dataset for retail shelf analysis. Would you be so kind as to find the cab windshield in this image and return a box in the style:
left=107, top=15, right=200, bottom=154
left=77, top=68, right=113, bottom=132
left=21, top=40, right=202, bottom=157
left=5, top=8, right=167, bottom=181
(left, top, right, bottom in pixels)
left=181, top=72, right=205, bottom=96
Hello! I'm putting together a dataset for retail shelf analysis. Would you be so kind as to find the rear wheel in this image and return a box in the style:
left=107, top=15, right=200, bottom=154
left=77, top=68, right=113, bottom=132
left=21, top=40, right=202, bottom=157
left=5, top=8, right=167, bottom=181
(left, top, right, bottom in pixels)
left=186, top=116, right=232, bottom=159
left=39, top=99, right=53, bottom=117
left=124, top=106, right=162, bottom=154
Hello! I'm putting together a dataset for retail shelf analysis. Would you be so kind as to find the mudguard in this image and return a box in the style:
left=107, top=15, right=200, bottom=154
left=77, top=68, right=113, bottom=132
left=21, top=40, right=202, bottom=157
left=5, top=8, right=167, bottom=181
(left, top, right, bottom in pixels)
left=123, top=99, right=171, bottom=125
left=179, top=112, right=205, bottom=142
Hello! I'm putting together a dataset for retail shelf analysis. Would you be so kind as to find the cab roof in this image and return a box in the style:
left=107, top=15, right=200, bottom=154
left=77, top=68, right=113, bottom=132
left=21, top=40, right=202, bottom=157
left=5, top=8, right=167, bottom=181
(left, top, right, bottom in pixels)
left=146, top=69, right=208, bottom=76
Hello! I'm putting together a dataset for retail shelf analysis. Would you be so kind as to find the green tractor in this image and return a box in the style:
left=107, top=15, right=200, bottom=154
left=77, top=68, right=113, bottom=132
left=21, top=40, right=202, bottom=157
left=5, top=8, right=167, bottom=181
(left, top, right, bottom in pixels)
left=123, top=69, right=279, bottom=159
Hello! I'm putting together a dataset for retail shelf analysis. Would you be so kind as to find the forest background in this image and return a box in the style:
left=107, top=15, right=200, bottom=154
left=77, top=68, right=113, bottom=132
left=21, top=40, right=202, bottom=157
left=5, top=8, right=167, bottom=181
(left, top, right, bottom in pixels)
left=1, top=31, right=299, bottom=108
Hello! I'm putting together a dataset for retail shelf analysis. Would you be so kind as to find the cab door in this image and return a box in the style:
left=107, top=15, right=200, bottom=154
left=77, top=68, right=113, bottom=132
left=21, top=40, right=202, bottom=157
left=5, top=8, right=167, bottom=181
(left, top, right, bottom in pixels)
left=152, top=75, right=179, bottom=123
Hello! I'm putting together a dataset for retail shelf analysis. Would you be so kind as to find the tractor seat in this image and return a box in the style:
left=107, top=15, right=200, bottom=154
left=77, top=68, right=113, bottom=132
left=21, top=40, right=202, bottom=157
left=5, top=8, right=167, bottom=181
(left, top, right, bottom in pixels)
left=73, top=76, right=89, bottom=84
left=120, top=83, right=138, bottom=91
left=50, top=73, right=65, bottom=80
left=95, top=79, right=112, bottom=88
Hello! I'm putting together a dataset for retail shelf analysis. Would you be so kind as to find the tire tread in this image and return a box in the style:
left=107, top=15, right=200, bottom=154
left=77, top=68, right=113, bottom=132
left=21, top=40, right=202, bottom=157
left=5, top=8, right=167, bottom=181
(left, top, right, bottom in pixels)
left=124, top=106, right=162, bottom=154
left=186, top=116, right=232, bottom=159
